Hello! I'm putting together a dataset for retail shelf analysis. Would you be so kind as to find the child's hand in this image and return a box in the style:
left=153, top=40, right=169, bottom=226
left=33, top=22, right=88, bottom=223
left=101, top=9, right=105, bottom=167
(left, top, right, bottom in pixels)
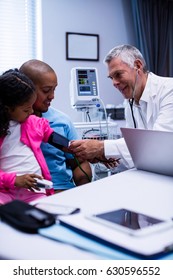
left=15, top=174, right=43, bottom=192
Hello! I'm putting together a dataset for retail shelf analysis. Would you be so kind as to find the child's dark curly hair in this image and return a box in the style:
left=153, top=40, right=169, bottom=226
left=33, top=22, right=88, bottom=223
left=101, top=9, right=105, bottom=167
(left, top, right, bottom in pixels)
left=0, top=69, right=35, bottom=137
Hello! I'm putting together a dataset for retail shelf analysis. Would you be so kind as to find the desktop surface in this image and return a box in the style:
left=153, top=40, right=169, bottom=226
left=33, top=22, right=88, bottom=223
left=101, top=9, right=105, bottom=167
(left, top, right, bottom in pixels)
left=0, top=169, right=173, bottom=260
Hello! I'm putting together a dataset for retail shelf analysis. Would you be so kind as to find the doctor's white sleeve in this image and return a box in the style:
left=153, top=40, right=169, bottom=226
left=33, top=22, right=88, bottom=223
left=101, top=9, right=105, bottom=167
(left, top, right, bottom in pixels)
left=104, top=138, right=134, bottom=169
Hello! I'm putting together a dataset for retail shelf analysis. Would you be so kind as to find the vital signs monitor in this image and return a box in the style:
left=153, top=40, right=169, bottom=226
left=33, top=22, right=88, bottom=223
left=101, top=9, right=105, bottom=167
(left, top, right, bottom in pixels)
left=70, top=67, right=100, bottom=108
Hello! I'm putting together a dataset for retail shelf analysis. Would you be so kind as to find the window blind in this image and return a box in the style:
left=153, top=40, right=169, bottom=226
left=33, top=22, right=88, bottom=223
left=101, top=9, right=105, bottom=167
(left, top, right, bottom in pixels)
left=0, top=0, right=40, bottom=74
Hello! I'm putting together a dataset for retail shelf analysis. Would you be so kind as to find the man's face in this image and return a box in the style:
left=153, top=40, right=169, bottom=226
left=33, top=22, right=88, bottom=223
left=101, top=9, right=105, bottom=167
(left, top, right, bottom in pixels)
left=33, top=71, right=58, bottom=114
left=107, top=57, right=138, bottom=99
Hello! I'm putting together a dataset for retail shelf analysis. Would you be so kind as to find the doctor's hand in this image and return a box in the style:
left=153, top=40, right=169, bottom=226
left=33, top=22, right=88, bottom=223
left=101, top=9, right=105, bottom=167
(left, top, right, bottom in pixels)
left=92, top=156, right=120, bottom=168
left=69, top=139, right=104, bottom=162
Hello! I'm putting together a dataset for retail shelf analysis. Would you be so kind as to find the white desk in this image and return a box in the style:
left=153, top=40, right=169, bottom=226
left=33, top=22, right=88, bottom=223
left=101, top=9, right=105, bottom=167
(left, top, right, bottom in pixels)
left=1, top=169, right=173, bottom=259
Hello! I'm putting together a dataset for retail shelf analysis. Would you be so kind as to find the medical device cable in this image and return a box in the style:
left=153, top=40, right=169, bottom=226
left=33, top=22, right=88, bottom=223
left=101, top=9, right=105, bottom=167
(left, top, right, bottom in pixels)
left=74, top=156, right=92, bottom=182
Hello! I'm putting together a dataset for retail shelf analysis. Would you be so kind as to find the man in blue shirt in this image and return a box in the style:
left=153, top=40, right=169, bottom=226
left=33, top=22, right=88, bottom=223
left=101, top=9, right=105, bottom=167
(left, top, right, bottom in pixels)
left=20, top=60, right=92, bottom=191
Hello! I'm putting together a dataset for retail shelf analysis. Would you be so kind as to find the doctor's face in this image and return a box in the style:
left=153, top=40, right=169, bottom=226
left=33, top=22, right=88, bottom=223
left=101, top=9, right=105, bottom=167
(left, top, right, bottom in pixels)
left=107, top=57, right=138, bottom=100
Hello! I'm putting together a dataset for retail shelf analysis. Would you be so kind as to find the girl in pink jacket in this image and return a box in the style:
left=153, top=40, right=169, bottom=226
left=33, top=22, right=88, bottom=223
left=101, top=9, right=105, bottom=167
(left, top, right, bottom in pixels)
left=0, top=70, right=55, bottom=204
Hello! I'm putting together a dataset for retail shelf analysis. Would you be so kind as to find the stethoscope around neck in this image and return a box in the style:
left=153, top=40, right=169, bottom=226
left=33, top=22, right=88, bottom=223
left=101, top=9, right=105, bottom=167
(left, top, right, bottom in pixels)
left=129, top=98, right=137, bottom=128
left=128, top=69, right=139, bottom=128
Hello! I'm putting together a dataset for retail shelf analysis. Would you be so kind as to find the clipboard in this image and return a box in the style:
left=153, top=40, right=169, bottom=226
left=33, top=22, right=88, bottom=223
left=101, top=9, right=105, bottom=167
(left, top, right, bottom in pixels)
left=39, top=223, right=135, bottom=260
left=59, top=212, right=173, bottom=259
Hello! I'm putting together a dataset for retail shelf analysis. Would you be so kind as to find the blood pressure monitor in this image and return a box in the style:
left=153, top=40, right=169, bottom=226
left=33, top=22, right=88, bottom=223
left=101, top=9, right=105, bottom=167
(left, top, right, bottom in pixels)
left=70, top=67, right=100, bottom=108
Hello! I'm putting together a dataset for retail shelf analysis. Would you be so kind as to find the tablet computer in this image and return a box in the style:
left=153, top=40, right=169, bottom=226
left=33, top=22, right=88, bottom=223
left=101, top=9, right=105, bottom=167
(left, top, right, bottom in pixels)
left=87, top=208, right=173, bottom=237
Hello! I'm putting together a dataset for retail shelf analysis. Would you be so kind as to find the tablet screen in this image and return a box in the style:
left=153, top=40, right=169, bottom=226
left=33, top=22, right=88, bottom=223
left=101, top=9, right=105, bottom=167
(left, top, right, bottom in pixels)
left=94, top=208, right=164, bottom=230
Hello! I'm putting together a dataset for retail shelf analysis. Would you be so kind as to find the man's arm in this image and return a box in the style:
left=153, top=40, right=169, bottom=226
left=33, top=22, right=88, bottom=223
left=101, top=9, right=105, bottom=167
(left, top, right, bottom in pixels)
left=66, top=158, right=92, bottom=185
left=73, top=161, right=92, bottom=186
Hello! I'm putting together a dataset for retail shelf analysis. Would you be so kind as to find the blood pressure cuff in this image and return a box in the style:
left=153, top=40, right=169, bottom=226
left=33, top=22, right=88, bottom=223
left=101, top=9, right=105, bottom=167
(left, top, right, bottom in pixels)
left=48, top=131, right=71, bottom=153
left=0, top=200, right=55, bottom=233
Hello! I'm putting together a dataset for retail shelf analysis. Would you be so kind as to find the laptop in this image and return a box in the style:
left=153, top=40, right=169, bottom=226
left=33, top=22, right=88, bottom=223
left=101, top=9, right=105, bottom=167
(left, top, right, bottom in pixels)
left=121, top=127, right=173, bottom=176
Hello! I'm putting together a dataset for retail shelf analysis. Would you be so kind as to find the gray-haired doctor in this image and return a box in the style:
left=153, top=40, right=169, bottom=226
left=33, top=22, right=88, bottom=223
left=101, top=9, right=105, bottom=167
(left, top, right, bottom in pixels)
left=69, top=44, right=173, bottom=169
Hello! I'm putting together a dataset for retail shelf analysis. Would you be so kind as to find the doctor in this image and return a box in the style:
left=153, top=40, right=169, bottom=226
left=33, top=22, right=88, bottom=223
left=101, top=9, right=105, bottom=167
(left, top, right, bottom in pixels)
left=69, top=44, right=173, bottom=168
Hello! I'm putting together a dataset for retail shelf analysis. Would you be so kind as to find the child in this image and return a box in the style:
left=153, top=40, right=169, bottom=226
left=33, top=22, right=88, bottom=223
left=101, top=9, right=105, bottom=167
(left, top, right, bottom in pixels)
left=0, top=69, right=55, bottom=204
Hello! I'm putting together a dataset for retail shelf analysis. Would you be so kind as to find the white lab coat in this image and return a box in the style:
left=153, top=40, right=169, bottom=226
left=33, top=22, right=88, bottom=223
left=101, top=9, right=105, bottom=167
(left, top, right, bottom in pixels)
left=104, top=72, right=173, bottom=168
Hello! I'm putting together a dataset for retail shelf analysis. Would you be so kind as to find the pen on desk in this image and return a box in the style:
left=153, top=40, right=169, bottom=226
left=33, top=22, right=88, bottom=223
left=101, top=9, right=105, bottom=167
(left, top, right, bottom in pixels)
left=35, top=203, right=80, bottom=216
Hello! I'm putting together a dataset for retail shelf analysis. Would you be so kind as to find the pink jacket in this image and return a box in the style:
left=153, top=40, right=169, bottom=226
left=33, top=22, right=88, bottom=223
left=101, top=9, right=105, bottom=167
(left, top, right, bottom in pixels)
left=0, top=115, right=54, bottom=191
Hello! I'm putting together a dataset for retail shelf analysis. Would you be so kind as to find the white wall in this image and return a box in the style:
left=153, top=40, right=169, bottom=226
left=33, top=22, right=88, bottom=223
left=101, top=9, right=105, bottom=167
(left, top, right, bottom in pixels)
left=41, top=0, right=136, bottom=122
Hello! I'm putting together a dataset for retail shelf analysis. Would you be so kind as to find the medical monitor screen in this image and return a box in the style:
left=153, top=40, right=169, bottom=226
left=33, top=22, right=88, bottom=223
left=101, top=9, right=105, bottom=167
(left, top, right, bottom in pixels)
left=76, top=69, right=98, bottom=96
